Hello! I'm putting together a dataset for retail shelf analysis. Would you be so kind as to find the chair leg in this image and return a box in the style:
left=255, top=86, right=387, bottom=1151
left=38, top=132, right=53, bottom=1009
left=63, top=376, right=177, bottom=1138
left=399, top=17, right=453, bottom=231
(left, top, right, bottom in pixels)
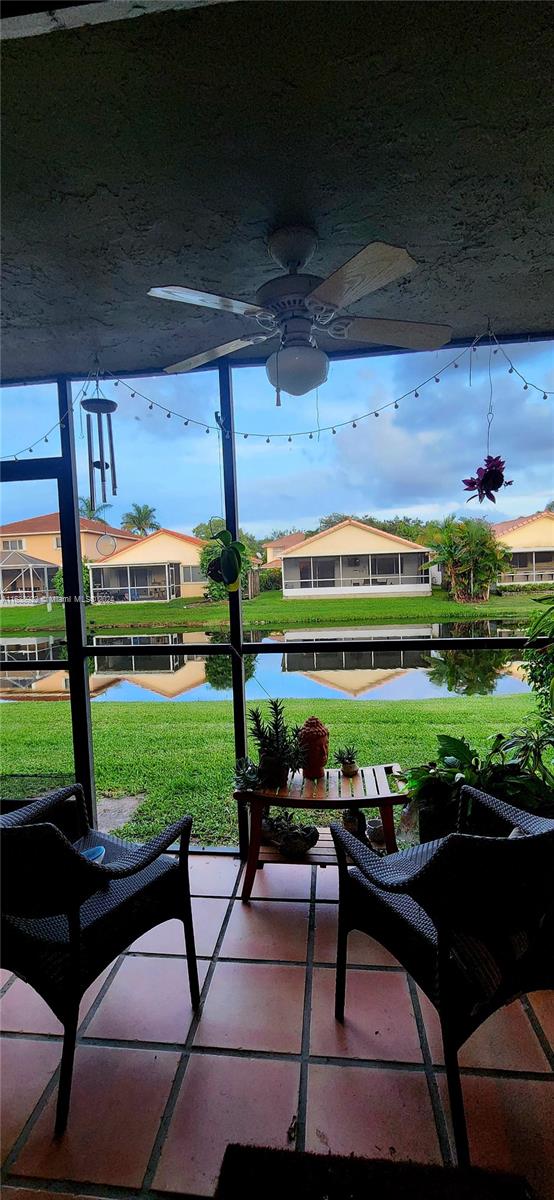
left=335, top=913, right=348, bottom=1022
left=182, top=901, right=200, bottom=1011
left=442, top=1030, right=470, bottom=1167
left=55, top=1007, right=79, bottom=1138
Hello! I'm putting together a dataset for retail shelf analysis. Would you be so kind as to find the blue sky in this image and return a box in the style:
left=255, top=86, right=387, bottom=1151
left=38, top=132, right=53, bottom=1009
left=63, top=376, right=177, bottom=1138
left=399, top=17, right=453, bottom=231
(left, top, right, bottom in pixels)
left=1, top=339, right=552, bottom=537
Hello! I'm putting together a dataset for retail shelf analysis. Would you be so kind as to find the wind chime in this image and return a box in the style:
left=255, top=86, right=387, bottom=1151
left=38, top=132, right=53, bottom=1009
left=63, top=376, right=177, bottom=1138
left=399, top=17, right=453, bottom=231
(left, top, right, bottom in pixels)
left=81, top=382, right=118, bottom=508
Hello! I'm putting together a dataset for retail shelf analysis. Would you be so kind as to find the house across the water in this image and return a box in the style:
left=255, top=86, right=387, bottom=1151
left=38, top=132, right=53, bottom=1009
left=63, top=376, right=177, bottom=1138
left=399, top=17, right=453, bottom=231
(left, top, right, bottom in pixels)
left=279, top=519, right=432, bottom=598
left=88, top=528, right=206, bottom=603
left=0, top=513, right=139, bottom=603
left=492, top=511, right=554, bottom=585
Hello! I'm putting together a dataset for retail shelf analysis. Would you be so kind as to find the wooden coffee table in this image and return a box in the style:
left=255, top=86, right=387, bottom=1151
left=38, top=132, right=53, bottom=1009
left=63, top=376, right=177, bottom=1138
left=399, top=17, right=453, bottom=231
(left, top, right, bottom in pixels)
left=235, top=763, right=404, bottom=902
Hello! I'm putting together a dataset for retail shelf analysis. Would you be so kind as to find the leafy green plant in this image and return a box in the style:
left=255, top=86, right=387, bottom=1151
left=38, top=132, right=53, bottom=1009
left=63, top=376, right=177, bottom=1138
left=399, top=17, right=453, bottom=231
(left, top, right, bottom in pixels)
left=425, top=517, right=511, bottom=602
left=52, top=557, right=90, bottom=604
left=523, top=594, right=554, bottom=713
left=234, top=757, right=262, bottom=791
left=424, top=648, right=512, bottom=696
left=332, top=743, right=358, bottom=767
left=248, top=699, right=305, bottom=783
left=403, top=725, right=554, bottom=840
left=259, top=568, right=282, bottom=592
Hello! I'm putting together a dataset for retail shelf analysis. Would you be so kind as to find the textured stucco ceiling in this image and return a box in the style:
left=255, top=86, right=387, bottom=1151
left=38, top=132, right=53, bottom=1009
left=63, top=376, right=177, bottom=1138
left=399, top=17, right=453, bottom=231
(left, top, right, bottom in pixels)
left=1, top=0, right=553, bottom=382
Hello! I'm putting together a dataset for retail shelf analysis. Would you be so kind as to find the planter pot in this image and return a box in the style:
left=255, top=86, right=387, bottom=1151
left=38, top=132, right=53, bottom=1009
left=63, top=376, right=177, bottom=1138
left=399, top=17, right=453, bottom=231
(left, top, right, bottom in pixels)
left=259, top=754, right=289, bottom=790
left=366, top=817, right=385, bottom=847
left=341, top=762, right=359, bottom=778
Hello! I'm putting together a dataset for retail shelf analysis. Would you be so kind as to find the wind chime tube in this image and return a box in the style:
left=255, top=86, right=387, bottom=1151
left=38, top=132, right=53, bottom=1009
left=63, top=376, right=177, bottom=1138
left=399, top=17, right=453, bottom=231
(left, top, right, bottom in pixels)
left=106, top=412, right=117, bottom=494
left=96, top=412, right=107, bottom=503
left=86, top=414, right=96, bottom=511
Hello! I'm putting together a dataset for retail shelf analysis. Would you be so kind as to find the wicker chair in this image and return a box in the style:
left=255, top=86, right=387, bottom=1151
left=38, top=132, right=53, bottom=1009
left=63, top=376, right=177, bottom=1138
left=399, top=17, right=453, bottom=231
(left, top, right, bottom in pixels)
left=0, top=785, right=200, bottom=1136
left=330, top=786, right=554, bottom=1167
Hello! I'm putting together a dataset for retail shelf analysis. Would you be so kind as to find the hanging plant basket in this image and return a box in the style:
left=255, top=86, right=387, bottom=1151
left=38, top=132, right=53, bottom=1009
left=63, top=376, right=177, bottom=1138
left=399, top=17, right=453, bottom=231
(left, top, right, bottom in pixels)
left=462, top=455, right=513, bottom=504
left=207, top=527, right=245, bottom=592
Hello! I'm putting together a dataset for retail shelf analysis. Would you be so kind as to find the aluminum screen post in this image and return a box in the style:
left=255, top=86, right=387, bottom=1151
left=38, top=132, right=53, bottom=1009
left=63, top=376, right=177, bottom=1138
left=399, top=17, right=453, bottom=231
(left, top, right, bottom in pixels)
left=57, top=378, right=96, bottom=825
left=218, top=360, right=249, bottom=859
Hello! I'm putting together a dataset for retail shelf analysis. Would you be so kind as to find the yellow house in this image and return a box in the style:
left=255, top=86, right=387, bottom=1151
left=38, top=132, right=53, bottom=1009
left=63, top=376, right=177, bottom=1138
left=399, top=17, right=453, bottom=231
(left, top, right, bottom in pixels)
left=280, top=519, right=432, bottom=598
left=88, top=528, right=207, bottom=603
left=0, top=512, right=139, bottom=567
left=492, top=511, right=554, bottom=584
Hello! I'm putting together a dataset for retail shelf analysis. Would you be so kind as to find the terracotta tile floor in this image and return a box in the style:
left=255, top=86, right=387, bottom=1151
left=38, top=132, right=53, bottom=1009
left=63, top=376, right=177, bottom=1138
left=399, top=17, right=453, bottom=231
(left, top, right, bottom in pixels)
left=1, top=852, right=553, bottom=1199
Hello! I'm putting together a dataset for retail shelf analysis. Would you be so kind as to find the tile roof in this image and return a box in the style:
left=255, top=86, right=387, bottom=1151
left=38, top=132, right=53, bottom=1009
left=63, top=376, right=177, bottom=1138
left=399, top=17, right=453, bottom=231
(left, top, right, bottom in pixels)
left=280, top=519, right=430, bottom=555
left=0, top=512, right=139, bottom=539
left=492, top=511, right=554, bottom=536
left=262, top=533, right=306, bottom=550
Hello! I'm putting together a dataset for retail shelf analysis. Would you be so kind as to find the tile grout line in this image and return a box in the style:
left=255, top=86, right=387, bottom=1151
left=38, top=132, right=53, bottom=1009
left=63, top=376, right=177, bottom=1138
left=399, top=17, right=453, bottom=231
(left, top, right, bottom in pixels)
left=406, top=975, right=453, bottom=1167
left=139, top=859, right=245, bottom=1193
left=521, top=995, right=554, bottom=1072
left=295, top=865, right=318, bottom=1153
left=1, top=953, right=128, bottom=1182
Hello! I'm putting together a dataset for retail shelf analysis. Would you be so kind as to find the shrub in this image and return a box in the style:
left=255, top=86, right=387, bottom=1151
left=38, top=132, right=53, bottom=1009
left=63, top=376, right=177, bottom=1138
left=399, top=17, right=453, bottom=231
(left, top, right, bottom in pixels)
left=523, top=595, right=554, bottom=713
left=259, top=568, right=282, bottom=592
left=52, top=557, right=90, bottom=604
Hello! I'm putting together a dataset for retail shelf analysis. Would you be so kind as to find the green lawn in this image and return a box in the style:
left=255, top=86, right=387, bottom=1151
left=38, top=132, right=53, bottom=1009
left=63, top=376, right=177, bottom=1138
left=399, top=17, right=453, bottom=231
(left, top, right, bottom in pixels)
left=0, top=587, right=539, bottom=636
left=0, top=694, right=537, bottom=843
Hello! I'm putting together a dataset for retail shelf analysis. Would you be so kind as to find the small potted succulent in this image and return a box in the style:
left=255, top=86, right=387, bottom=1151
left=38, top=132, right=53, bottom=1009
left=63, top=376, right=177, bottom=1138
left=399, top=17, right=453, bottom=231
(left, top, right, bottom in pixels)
left=269, top=811, right=320, bottom=859
left=333, top=743, right=359, bottom=777
left=247, top=699, right=305, bottom=789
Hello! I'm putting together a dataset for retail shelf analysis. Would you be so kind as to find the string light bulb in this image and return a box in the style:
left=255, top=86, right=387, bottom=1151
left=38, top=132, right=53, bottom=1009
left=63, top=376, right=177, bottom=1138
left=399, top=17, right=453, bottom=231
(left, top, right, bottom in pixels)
left=374, top=411, right=379, bottom=417
left=394, top=402, right=399, bottom=409
left=149, top=403, right=154, bottom=410
left=509, top=367, right=514, bottom=374
left=352, top=421, right=357, bottom=428
left=523, top=383, right=528, bottom=390
left=266, top=437, right=270, bottom=443
left=332, top=428, right=336, bottom=434
left=414, top=390, right=419, bottom=398
left=166, top=411, right=171, bottom=418
left=434, top=376, right=440, bottom=383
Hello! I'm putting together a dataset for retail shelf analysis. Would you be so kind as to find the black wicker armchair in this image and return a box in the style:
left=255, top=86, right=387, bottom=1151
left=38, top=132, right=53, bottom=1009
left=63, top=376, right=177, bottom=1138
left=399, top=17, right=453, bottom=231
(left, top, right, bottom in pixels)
left=331, top=786, right=554, bottom=1167
left=0, top=785, right=200, bottom=1136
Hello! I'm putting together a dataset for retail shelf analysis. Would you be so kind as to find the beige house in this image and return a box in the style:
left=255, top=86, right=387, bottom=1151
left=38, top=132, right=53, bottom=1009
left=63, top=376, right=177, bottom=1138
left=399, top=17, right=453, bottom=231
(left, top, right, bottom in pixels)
left=88, top=528, right=206, bottom=603
left=492, top=511, right=554, bottom=584
left=280, top=519, right=432, bottom=598
left=0, top=512, right=139, bottom=567
left=261, top=532, right=306, bottom=571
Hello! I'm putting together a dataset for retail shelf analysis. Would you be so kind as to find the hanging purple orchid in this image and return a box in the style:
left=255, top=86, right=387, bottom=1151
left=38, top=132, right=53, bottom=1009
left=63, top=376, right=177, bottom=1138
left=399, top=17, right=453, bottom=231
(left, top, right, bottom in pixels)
left=462, top=455, right=513, bottom=504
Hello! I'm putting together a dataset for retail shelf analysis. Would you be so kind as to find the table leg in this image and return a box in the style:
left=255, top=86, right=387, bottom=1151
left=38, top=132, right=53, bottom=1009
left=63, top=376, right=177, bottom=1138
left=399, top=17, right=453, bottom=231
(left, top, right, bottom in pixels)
left=379, top=803, right=398, bottom=854
left=241, top=801, right=263, bottom=902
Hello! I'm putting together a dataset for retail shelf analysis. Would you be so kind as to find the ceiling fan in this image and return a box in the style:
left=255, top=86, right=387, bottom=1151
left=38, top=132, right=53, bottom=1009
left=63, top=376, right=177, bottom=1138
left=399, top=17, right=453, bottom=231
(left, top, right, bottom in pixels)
left=148, top=225, right=452, bottom=397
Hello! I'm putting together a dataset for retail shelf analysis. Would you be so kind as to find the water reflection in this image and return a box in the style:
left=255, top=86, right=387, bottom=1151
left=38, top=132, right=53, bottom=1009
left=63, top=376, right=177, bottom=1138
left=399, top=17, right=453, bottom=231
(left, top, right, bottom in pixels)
left=0, top=622, right=528, bottom=703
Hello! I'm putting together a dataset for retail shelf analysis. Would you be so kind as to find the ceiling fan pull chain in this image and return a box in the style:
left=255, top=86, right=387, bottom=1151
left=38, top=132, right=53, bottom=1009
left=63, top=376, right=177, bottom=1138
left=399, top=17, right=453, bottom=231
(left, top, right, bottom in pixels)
left=275, top=346, right=281, bottom=406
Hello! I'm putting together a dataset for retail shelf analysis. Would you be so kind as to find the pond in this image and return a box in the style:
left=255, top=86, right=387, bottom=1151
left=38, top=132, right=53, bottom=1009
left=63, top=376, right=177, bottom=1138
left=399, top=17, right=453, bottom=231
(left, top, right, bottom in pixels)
left=0, top=621, right=529, bottom=703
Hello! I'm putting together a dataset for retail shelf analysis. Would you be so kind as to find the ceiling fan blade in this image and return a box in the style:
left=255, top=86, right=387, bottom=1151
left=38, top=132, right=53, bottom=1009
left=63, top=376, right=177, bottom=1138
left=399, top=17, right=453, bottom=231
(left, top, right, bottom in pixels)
left=149, top=285, right=267, bottom=318
left=307, top=242, right=417, bottom=313
left=329, top=315, right=452, bottom=351
left=164, top=334, right=274, bottom=374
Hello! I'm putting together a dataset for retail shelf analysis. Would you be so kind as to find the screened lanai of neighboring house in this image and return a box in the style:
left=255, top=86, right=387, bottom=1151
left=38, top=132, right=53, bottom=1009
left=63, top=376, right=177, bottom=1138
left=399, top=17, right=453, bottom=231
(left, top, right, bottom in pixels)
left=0, top=549, right=57, bottom=604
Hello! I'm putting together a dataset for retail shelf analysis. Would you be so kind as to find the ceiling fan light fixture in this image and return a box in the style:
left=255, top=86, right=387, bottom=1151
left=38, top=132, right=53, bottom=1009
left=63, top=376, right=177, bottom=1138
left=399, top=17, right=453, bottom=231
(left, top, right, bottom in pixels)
left=266, top=346, right=329, bottom=397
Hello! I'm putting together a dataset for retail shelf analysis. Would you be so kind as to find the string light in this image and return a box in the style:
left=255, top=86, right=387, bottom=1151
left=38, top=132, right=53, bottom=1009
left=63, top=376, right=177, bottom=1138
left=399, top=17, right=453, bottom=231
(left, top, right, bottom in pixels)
left=2, top=333, right=551, bottom=461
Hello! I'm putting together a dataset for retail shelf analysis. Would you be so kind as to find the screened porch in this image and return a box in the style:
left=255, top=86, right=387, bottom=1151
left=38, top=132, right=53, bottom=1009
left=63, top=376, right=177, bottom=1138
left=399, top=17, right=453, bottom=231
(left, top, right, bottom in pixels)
left=88, top=562, right=182, bottom=603
left=282, top=552, right=431, bottom=597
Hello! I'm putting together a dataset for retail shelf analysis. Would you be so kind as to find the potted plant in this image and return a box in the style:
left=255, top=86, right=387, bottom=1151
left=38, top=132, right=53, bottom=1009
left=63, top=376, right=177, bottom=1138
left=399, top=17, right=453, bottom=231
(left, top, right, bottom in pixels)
left=248, top=699, right=305, bottom=789
left=332, top=743, right=359, bottom=777
left=402, top=724, right=554, bottom=843
left=268, top=810, right=320, bottom=859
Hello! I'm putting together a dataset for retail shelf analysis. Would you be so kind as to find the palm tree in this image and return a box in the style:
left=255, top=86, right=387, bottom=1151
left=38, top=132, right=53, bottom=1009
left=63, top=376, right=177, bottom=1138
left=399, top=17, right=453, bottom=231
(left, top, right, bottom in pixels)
left=428, top=517, right=511, bottom=601
left=78, top=497, right=113, bottom=522
left=121, top=503, right=160, bottom=537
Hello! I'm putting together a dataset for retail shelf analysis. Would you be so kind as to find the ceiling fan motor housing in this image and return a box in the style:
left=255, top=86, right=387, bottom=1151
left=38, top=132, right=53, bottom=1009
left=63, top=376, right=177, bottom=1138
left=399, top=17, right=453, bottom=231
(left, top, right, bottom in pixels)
left=255, top=273, right=334, bottom=345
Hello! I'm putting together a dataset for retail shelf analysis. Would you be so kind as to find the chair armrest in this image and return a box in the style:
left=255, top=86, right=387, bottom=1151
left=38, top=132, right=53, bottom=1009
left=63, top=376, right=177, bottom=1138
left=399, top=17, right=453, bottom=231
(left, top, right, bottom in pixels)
left=330, top=822, right=445, bottom=893
left=459, top=785, right=554, bottom=837
left=0, top=785, right=89, bottom=838
left=96, top=815, right=193, bottom=879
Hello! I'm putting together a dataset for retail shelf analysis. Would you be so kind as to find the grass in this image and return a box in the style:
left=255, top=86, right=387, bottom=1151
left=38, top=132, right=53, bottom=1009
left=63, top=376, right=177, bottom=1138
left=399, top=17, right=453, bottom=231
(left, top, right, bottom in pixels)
left=0, top=693, right=537, bottom=843
left=0, top=587, right=540, bottom=636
